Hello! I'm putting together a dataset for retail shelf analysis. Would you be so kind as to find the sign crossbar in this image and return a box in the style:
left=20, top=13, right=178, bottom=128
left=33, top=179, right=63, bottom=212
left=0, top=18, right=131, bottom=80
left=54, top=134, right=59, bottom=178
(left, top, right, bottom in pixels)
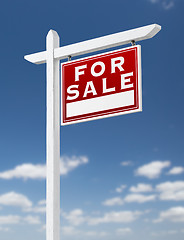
left=24, top=24, right=161, bottom=64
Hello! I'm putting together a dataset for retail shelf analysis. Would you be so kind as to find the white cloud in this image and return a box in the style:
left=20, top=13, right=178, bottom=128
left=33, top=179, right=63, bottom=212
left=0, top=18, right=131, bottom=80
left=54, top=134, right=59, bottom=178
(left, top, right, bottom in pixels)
left=99, top=231, right=108, bottom=237
left=135, top=161, right=170, bottom=179
left=156, top=181, right=184, bottom=192
left=156, top=181, right=184, bottom=201
left=0, top=214, right=41, bottom=226
left=0, top=192, right=46, bottom=213
left=61, top=226, right=73, bottom=235
left=83, top=231, right=108, bottom=237
left=62, top=209, right=85, bottom=226
left=61, top=226, right=80, bottom=236
left=154, top=206, right=184, bottom=222
left=24, top=206, right=46, bottom=214
left=102, top=197, right=124, bottom=206
left=121, top=161, right=132, bottom=166
left=85, top=231, right=97, bottom=237
left=62, top=209, right=143, bottom=226
left=24, top=199, right=46, bottom=213
left=124, top=193, right=156, bottom=203
left=88, top=211, right=142, bottom=225
left=116, top=228, right=132, bottom=235
left=167, top=230, right=178, bottom=234
left=0, top=215, right=21, bottom=225
left=130, top=183, right=153, bottom=193
left=0, top=192, right=32, bottom=209
left=151, top=230, right=178, bottom=236
left=149, top=0, right=159, bottom=3
left=60, top=156, right=88, bottom=175
left=0, top=163, right=46, bottom=180
left=38, top=199, right=46, bottom=206
left=0, top=156, right=89, bottom=180
left=61, top=226, right=108, bottom=238
left=38, top=224, right=46, bottom=232
left=163, top=1, right=174, bottom=10
left=115, top=184, right=126, bottom=193
left=0, top=226, right=10, bottom=232
left=24, top=215, right=41, bottom=225
left=148, top=0, right=175, bottom=10
left=168, top=167, right=184, bottom=175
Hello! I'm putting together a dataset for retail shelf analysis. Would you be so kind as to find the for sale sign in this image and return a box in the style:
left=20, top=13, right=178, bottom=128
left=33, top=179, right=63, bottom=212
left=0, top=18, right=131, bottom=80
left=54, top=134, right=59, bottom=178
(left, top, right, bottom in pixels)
left=61, top=45, right=142, bottom=125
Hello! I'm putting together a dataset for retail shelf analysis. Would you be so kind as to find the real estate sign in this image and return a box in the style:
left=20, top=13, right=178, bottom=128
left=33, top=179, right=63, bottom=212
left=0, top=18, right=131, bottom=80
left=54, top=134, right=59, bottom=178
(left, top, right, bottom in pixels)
left=61, top=45, right=142, bottom=125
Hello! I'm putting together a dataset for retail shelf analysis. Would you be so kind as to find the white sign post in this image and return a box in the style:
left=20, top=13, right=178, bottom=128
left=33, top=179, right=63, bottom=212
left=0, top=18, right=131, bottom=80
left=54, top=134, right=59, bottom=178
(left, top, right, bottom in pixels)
left=24, top=24, right=161, bottom=240
left=46, top=30, right=60, bottom=240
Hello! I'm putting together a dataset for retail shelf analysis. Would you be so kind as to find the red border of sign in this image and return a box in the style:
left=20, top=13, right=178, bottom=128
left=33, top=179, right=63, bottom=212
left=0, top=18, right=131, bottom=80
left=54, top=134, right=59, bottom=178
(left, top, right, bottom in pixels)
left=61, top=45, right=142, bottom=125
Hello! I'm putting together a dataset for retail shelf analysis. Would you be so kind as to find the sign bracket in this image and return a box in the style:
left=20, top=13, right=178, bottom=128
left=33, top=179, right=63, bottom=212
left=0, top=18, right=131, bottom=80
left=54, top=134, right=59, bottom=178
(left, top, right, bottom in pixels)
left=131, top=40, right=136, bottom=46
left=68, top=55, right=71, bottom=61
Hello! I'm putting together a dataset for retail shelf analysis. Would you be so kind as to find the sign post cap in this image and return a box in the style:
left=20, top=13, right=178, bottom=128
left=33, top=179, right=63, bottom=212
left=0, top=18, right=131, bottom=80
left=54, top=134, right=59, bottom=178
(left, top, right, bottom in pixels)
left=47, top=29, right=59, bottom=39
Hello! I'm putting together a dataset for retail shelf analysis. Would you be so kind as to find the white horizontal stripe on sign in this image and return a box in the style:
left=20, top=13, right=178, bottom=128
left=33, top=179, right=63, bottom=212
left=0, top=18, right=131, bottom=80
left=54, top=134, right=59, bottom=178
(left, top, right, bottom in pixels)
left=66, top=90, right=134, bottom=118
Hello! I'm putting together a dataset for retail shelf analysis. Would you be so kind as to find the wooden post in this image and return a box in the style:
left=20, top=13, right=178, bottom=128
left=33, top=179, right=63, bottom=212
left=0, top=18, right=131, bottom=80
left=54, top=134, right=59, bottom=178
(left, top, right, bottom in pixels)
left=46, top=30, right=60, bottom=240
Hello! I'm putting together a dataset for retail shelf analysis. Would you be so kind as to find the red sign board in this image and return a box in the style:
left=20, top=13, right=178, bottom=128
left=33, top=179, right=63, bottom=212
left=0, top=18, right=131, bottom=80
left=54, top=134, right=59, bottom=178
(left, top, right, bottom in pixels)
left=61, top=45, right=142, bottom=125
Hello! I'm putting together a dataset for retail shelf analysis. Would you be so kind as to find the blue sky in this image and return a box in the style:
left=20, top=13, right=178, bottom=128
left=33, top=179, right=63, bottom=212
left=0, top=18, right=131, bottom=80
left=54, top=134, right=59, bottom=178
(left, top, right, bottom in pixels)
left=0, top=0, right=184, bottom=239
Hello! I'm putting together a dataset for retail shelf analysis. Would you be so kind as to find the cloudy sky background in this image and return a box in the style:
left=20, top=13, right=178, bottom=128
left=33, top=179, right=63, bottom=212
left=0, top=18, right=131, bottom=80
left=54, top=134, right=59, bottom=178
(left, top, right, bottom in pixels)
left=0, top=0, right=184, bottom=239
